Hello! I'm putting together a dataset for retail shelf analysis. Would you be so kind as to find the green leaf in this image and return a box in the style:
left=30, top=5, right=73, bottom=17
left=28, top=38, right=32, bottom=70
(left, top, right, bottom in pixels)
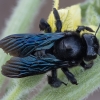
left=1, top=0, right=100, bottom=100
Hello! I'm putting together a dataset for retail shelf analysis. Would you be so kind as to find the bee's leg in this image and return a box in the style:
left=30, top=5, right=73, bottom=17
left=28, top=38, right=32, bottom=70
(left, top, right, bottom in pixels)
left=80, top=60, right=93, bottom=70
left=39, top=18, right=51, bottom=33
left=53, top=8, right=62, bottom=32
left=76, top=26, right=94, bottom=34
left=48, top=69, right=67, bottom=88
left=61, top=67, right=78, bottom=85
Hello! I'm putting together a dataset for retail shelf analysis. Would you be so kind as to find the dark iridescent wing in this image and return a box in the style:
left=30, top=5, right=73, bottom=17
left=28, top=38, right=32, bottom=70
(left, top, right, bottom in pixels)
left=0, top=33, right=64, bottom=57
left=1, top=54, right=68, bottom=78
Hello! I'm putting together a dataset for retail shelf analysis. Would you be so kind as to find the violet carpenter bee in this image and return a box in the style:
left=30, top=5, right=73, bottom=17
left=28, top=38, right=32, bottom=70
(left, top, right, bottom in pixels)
left=0, top=8, right=100, bottom=88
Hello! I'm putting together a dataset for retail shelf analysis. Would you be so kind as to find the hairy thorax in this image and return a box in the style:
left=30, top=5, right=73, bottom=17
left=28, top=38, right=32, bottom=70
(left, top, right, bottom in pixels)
left=53, top=33, right=84, bottom=66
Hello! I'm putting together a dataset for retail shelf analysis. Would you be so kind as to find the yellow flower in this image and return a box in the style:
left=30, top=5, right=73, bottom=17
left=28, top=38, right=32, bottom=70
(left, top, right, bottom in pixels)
left=47, top=0, right=81, bottom=32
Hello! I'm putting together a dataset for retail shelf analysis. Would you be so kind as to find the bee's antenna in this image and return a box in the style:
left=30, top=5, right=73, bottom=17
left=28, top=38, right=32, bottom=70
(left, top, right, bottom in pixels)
left=95, top=24, right=100, bottom=36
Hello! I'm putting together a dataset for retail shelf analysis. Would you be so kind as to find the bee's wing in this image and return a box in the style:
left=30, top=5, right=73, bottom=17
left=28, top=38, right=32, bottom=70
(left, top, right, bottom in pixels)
left=0, top=33, right=64, bottom=57
left=1, top=54, right=67, bottom=78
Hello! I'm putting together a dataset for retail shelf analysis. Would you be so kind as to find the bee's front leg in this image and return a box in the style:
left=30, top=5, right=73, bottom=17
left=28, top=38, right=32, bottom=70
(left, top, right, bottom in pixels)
left=76, top=26, right=94, bottom=34
left=80, top=60, right=93, bottom=70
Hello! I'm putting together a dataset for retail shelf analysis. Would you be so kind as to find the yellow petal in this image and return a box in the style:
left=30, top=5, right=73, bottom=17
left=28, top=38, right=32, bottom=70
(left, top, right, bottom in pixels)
left=53, top=0, right=59, bottom=10
left=47, top=4, right=81, bottom=32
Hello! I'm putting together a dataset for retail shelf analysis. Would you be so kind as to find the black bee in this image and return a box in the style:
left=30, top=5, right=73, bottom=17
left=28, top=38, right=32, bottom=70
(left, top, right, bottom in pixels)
left=0, top=8, right=100, bottom=88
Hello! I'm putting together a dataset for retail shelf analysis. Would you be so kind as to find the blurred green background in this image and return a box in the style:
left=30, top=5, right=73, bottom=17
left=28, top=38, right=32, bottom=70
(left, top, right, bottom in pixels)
left=0, top=0, right=100, bottom=100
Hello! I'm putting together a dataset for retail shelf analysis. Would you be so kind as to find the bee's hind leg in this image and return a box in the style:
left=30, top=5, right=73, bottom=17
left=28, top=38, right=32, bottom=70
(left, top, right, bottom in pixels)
left=53, top=8, right=62, bottom=32
left=48, top=69, right=67, bottom=88
left=39, top=18, right=51, bottom=33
